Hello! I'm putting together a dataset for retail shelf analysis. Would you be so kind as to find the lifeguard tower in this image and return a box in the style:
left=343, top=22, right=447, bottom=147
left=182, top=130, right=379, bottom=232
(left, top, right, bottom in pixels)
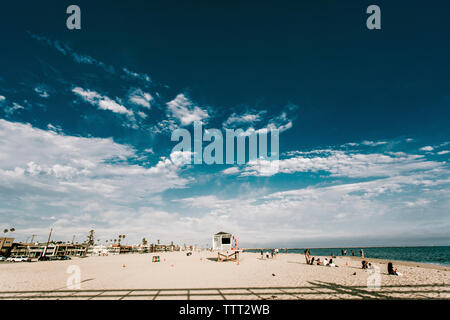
left=212, top=232, right=237, bottom=251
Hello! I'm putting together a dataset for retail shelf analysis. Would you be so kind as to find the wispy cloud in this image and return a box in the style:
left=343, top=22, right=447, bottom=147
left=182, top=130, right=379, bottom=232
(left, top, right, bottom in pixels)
left=72, top=87, right=134, bottom=116
left=128, top=89, right=153, bottom=108
left=34, top=86, right=49, bottom=98
left=30, top=33, right=115, bottom=74
left=123, top=68, right=151, bottom=83
left=0, top=96, right=25, bottom=115
left=167, top=93, right=209, bottom=125
left=240, top=147, right=445, bottom=178
left=222, top=110, right=265, bottom=128
left=420, top=146, right=434, bottom=152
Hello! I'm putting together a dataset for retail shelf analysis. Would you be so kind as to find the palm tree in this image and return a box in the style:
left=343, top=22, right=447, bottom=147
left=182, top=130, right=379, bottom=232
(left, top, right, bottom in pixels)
left=2, top=227, right=15, bottom=243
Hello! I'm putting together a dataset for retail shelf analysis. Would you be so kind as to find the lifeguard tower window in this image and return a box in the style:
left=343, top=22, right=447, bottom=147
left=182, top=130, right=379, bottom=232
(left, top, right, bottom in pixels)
left=222, top=237, right=231, bottom=244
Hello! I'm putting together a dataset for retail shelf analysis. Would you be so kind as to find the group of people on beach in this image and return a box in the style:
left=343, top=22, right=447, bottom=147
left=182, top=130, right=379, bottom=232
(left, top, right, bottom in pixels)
left=304, top=249, right=337, bottom=267
left=341, top=249, right=364, bottom=258
left=260, top=248, right=279, bottom=259
left=304, top=249, right=402, bottom=275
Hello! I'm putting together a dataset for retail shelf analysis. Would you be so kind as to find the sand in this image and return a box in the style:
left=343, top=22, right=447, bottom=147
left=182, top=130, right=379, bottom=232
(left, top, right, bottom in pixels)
left=0, top=251, right=449, bottom=299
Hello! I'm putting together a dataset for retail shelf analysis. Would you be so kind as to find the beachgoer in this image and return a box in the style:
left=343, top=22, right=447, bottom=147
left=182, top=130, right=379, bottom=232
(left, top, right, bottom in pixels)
left=316, top=258, right=322, bottom=266
left=310, top=257, right=315, bottom=265
left=305, top=250, right=311, bottom=264
left=271, top=249, right=274, bottom=258
left=388, top=262, right=402, bottom=276
left=362, top=260, right=369, bottom=269
left=360, top=249, right=364, bottom=258
left=351, top=250, right=354, bottom=256
left=323, top=258, right=329, bottom=266
left=260, top=249, right=263, bottom=259
left=328, top=259, right=337, bottom=267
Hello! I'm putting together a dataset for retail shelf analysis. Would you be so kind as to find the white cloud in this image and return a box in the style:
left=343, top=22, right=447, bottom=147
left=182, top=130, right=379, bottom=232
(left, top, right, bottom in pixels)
left=0, top=120, right=191, bottom=242
left=420, top=146, right=434, bottom=151
left=1, top=98, right=25, bottom=115
left=169, top=171, right=450, bottom=246
left=123, top=68, right=151, bottom=83
left=361, top=140, right=388, bottom=146
left=34, top=86, right=50, bottom=98
left=167, top=94, right=209, bottom=125
left=30, top=33, right=115, bottom=74
left=437, top=150, right=450, bottom=155
left=242, top=149, right=443, bottom=178
left=137, top=111, right=147, bottom=119
left=222, top=167, right=240, bottom=175
left=129, top=89, right=153, bottom=108
left=223, top=111, right=265, bottom=128
left=1, top=121, right=449, bottom=246
left=72, top=87, right=133, bottom=116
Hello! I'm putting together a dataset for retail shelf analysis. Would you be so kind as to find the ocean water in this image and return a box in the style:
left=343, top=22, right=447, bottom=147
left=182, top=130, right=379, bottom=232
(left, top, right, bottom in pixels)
left=244, top=246, right=450, bottom=266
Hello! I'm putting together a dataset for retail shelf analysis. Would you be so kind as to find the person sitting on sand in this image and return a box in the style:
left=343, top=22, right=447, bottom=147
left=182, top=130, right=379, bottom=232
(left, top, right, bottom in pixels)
left=362, top=260, right=369, bottom=269
left=305, top=251, right=311, bottom=264
left=328, top=259, right=337, bottom=267
left=388, top=262, right=402, bottom=276
left=310, top=257, right=315, bottom=265
left=316, top=258, right=322, bottom=266
left=323, top=258, right=329, bottom=266
left=265, top=251, right=270, bottom=259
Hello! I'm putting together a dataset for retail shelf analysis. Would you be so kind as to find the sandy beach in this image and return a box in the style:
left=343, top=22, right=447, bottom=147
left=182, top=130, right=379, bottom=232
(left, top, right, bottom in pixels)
left=0, top=251, right=449, bottom=299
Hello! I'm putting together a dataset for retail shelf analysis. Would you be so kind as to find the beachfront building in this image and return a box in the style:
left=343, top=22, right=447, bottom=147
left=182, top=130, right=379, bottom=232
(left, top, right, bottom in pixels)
left=0, top=237, right=14, bottom=256
left=212, top=232, right=236, bottom=251
left=107, top=245, right=121, bottom=255
left=86, top=244, right=108, bottom=256
left=10, top=242, right=87, bottom=258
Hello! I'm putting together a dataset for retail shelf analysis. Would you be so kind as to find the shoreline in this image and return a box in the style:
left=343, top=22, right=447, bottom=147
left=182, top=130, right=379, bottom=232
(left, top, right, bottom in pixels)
left=344, top=256, right=450, bottom=271
left=243, top=248, right=450, bottom=269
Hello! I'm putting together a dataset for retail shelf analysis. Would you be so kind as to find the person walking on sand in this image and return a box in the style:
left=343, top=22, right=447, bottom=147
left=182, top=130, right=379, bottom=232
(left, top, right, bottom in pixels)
left=260, top=249, right=263, bottom=259
left=351, top=250, right=354, bottom=256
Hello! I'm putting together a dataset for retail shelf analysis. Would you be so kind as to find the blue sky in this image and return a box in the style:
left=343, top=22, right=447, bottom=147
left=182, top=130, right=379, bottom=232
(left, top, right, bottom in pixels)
left=0, top=0, right=449, bottom=247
